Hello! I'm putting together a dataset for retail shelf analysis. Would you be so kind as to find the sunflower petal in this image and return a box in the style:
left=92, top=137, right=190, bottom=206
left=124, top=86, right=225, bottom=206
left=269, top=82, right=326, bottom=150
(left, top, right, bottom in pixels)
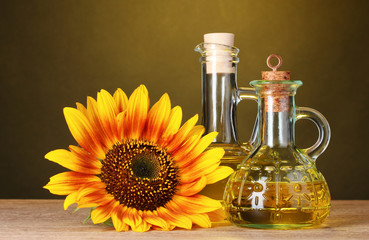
left=157, top=207, right=192, bottom=230
left=171, top=125, right=204, bottom=165
left=125, top=85, right=150, bottom=139
left=64, top=191, right=79, bottom=210
left=91, top=199, right=117, bottom=224
left=205, top=166, right=234, bottom=184
left=165, top=114, right=198, bottom=153
left=123, top=207, right=143, bottom=230
left=111, top=204, right=129, bottom=232
left=116, top=111, right=127, bottom=141
left=77, top=181, right=107, bottom=199
left=142, top=210, right=171, bottom=231
left=131, top=218, right=151, bottom=232
left=45, top=149, right=101, bottom=174
left=180, top=148, right=224, bottom=182
left=187, top=213, right=211, bottom=228
left=184, top=132, right=218, bottom=162
left=63, top=107, right=105, bottom=159
left=44, top=172, right=100, bottom=195
left=160, top=106, right=182, bottom=146
left=86, top=96, right=112, bottom=150
left=76, top=102, right=88, bottom=117
left=77, top=182, right=114, bottom=208
left=177, top=175, right=207, bottom=196
left=68, top=145, right=102, bottom=169
left=97, top=89, right=119, bottom=143
left=113, top=88, right=129, bottom=113
left=171, top=195, right=222, bottom=214
left=145, top=93, right=171, bottom=142
left=207, top=208, right=226, bottom=222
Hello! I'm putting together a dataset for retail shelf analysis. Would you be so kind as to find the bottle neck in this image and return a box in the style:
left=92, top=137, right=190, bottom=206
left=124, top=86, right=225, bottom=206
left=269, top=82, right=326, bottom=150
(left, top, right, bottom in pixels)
left=201, top=64, right=239, bottom=144
left=196, top=43, right=240, bottom=145
left=258, top=94, right=296, bottom=148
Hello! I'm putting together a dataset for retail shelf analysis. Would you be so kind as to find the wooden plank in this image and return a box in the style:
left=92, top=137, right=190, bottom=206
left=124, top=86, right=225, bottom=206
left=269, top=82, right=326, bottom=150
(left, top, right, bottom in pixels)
left=0, top=200, right=368, bottom=239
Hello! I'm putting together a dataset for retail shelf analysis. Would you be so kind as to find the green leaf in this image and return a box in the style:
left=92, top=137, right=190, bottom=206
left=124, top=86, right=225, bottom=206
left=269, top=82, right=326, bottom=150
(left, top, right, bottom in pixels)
left=83, top=206, right=97, bottom=224
left=103, top=218, right=114, bottom=227
left=73, top=206, right=80, bottom=213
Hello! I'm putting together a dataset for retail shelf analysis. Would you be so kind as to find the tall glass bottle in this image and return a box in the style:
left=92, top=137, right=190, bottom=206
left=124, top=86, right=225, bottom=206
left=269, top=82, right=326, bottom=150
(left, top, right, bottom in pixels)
left=195, top=33, right=257, bottom=200
left=224, top=55, right=331, bottom=229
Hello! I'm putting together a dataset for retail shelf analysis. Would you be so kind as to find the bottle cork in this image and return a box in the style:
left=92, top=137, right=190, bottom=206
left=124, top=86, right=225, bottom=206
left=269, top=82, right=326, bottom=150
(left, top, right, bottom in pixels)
left=261, top=54, right=291, bottom=112
left=203, top=33, right=236, bottom=74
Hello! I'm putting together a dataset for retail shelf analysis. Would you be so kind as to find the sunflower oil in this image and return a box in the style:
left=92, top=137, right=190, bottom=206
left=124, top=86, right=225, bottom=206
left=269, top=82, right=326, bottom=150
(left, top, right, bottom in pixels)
left=224, top=181, right=330, bottom=229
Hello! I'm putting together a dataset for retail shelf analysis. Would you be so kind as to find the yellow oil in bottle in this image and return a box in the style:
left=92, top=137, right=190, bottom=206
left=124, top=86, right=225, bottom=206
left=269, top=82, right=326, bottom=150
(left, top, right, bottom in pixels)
left=224, top=181, right=330, bottom=229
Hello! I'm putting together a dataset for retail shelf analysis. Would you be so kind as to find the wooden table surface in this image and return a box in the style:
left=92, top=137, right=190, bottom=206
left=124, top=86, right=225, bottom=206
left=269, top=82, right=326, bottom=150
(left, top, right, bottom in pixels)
left=0, top=200, right=368, bottom=239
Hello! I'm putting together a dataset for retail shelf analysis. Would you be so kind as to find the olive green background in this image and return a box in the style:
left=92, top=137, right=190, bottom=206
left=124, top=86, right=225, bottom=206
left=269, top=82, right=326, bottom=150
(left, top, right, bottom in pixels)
left=1, top=0, right=368, bottom=199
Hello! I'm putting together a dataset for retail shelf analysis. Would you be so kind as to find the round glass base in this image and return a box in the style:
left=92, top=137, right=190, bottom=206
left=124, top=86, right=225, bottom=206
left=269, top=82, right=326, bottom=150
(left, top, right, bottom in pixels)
left=234, top=223, right=317, bottom=230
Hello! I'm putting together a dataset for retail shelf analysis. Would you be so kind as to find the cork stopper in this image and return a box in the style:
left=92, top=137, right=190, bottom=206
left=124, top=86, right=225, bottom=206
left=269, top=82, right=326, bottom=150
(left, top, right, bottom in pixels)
left=204, top=33, right=234, bottom=46
left=262, top=54, right=291, bottom=80
left=261, top=54, right=290, bottom=112
left=202, top=33, right=236, bottom=74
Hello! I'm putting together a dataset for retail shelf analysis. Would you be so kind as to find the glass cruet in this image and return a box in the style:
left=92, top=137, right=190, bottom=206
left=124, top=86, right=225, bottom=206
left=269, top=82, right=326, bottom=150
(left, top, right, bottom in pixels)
left=195, top=33, right=258, bottom=200
left=224, top=54, right=331, bottom=229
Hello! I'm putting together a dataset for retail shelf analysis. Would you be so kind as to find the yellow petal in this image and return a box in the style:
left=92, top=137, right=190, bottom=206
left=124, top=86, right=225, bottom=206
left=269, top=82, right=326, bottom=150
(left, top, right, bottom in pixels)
left=180, top=148, right=224, bottom=182
left=78, top=194, right=114, bottom=208
left=113, top=88, right=129, bottom=113
left=97, top=89, right=119, bottom=143
left=111, top=205, right=129, bottom=232
left=125, top=85, right=150, bottom=139
left=45, top=149, right=101, bottom=174
left=44, top=172, right=100, bottom=195
left=86, top=96, right=112, bottom=150
left=77, top=181, right=107, bottom=199
left=171, top=125, right=204, bottom=165
left=171, top=194, right=222, bottom=214
left=207, top=207, right=226, bottom=222
left=185, top=132, right=218, bottom=162
left=48, top=171, right=99, bottom=184
left=76, top=102, right=88, bottom=117
left=165, top=114, right=198, bottom=153
left=205, top=166, right=234, bottom=184
left=116, top=111, right=127, bottom=141
left=68, top=145, right=102, bottom=169
left=142, top=210, right=170, bottom=231
left=43, top=183, right=79, bottom=195
left=145, top=93, right=171, bottom=143
left=76, top=182, right=114, bottom=208
left=157, top=207, right=192, bottom=230
left=187, top=213, right=211, bottom=228
left=91, top=200, right=117, bottom=224
left=64, top=191, right=79, bottom=210
left=160, top=106, right=182, bottom=146
left=63, top=107, right=105, bottom=159
left=123, top=207, right=143, bottom=230
left=131, top=219, right=151, bottom=232
left=177, top=175, right=207, bottom=196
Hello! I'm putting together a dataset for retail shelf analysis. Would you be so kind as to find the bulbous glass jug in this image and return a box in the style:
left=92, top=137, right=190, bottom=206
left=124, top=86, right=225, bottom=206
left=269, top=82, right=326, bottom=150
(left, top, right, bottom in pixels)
left=224, top=55, right=331, bottom=229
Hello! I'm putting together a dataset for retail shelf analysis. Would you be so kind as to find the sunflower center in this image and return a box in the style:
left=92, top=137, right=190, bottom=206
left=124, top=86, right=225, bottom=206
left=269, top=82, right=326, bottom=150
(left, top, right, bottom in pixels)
left=131, top=154, right=160, bottom=179
left=100, top=139, right=179, bottom=211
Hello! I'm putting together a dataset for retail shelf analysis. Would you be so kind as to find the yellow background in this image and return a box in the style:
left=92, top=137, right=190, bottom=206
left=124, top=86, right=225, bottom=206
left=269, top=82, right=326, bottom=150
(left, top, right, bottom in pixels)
left=1, top=0, right=368, bottom=199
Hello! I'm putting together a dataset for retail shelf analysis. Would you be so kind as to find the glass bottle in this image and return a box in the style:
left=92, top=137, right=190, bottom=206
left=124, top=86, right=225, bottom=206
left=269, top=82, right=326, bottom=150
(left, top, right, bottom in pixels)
left=224, top=54, right=331, bottom=229
left=194, top=33, right=258, bottom=200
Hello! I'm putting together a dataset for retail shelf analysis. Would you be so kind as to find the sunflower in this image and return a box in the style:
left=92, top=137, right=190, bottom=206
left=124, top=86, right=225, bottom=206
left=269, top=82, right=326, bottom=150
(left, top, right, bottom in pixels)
left=44, top=85, right=233, bottom=232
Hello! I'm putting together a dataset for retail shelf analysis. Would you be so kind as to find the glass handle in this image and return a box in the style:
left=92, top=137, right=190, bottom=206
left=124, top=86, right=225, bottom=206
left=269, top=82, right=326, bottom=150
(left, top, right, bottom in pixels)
left=237, top=87, right=258, bottom=147
left=237, top=87, right=258, bottom=102
left=296, top=107, right=331, bottom=160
